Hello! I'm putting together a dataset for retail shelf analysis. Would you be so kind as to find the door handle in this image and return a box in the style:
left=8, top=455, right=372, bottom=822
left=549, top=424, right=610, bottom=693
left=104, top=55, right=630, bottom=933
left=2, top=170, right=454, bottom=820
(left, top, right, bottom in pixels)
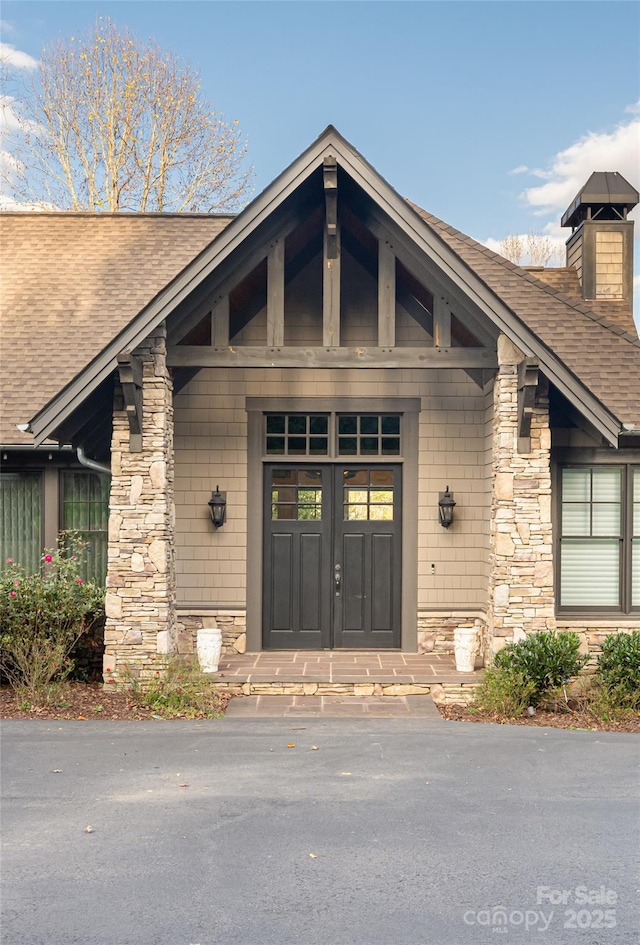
left=334, top=564, right=341, bottom=594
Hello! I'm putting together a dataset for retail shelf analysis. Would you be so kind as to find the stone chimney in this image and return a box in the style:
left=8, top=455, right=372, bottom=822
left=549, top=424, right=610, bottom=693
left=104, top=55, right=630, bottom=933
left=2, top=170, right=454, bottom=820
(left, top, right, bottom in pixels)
left=561, top=171, right=638, bottom=304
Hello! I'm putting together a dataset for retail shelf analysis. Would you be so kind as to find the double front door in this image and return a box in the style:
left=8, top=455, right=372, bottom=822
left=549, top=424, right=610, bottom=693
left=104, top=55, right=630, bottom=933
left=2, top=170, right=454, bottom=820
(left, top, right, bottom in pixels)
left=263, top=464, right=401, bottom=649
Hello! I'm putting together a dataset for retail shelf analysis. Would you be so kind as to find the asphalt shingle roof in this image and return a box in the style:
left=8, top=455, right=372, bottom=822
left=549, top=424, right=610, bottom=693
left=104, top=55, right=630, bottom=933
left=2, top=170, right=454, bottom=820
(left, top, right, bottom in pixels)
left=409, top=204, right=640, bottom=428
left=0, top=213, right=231, bottom=445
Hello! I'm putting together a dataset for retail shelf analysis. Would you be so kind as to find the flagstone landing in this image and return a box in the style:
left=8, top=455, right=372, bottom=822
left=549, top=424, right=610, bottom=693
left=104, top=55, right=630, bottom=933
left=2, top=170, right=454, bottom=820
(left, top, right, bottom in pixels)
left=214, top=651, right=482, bottom=703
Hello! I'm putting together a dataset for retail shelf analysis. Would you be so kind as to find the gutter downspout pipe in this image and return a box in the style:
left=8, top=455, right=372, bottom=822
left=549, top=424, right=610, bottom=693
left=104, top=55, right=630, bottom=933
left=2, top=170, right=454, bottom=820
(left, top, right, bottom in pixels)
left=77, top=446, right=111, bottom=476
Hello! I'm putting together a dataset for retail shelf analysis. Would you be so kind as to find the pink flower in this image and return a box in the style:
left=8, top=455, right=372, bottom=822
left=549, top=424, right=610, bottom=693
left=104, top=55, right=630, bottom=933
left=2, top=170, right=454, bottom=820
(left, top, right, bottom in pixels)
left=5, top=558, right=12, bottom=563
left=44, top=554, right=53, bottom=563
left=13, top=581, right=20, bottom=587
left=76, top=577, right=84, bottom=585
left=9, top=591, right=16, bottom=598
left=106, top=668, right=112, bottom=673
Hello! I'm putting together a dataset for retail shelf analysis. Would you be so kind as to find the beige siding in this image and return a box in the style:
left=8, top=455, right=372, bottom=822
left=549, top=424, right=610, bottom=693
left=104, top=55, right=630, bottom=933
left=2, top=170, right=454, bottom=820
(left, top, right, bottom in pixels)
left=595, top=230, right=624, bottom=299
left=174, top=368, right=491, bottom=608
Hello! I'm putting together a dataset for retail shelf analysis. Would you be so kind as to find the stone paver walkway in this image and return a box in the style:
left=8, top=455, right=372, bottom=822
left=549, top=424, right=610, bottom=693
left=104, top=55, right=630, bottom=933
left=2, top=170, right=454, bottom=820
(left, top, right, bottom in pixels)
left=217, top=650, right=481, bottom=685
left=224, top=694, right=444, bottom=718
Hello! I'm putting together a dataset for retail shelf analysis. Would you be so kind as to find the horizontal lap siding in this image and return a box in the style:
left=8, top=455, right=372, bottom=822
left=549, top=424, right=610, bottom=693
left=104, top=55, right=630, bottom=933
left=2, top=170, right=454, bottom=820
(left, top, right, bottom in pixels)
left=173, top=368, right=491, bottom=608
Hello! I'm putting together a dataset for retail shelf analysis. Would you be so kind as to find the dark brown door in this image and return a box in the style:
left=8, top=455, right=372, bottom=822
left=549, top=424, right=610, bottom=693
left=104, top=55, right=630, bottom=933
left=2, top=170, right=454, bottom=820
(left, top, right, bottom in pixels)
left=263, top=465, right=401, bottom=649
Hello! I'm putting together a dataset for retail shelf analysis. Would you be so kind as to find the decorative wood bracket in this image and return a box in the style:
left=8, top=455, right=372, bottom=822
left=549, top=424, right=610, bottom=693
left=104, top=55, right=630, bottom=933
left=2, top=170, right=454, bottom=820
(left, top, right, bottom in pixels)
left=517, top=356, right=539, bottom=453
left=117, top=351, right=143, bottom=452
left=323, top=156, right=338, bottom=259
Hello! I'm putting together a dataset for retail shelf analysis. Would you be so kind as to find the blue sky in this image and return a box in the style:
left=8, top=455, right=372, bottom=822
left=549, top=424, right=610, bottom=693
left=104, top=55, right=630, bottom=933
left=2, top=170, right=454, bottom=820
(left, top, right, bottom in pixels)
left=2, top=1, right=639, bottom=284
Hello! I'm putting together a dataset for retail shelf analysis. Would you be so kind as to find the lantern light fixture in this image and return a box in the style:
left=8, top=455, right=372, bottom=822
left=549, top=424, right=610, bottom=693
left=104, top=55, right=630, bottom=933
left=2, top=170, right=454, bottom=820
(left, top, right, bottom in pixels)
left=208, top=486, right=227, bottom=528
left=438, top=486, right=456, bottom=528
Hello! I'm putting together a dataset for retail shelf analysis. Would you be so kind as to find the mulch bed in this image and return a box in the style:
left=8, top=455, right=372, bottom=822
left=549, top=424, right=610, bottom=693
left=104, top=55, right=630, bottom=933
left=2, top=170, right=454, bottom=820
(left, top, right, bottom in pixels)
left=439, top=703, right=640, bottom=733
left=0, top=683, right=231, bottom=721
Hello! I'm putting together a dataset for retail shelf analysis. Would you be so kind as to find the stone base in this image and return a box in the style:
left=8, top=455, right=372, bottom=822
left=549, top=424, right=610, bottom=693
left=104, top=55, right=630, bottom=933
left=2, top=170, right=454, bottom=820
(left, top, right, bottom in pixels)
left=557, top=620, right=640, bottom=660
left=418, top=614, right=487, bottom=663
left=214, top=679, right=480, bottom=704
left=176, top=611, right=247, bottom=656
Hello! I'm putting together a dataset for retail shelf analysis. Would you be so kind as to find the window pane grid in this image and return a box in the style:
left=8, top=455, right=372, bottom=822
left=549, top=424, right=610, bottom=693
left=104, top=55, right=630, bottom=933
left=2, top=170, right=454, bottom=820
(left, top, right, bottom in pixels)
left=337, top=415, right=400, bottom=456
left=560, top=465, right=638, bottom=612
left=271, top=469, right=323, bottom=520
left=266, top=414, right=328, bottom=456
left=343, top=468, right=394, bottom=521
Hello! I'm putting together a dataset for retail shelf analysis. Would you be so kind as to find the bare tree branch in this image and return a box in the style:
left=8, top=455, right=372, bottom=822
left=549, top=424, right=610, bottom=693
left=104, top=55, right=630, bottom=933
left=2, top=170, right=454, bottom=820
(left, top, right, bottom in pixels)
left=1, top=19, right=253, bottom=212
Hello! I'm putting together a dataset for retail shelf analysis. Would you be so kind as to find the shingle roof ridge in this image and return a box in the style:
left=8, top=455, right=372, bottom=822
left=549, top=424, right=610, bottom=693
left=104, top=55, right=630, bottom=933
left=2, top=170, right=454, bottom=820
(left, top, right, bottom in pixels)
left=408, top=201, right=640, bottom=349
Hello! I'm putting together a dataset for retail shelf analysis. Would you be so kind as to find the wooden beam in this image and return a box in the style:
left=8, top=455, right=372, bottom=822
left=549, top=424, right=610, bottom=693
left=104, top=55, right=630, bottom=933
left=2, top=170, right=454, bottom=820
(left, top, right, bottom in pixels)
left=378, top=239, right=396, bottom=347
left=117, top=351, right=143, bottom=452
left=211, top=295, right=229, bottom=346
left=434, top=296, right=452, bottom=348
left=324, top=156, right=338, bottom=259
left=167, top=345, right=496, bottom=370
left=323, top=222, right=341, bottom=347
left=366, top=211, right=497, bottom=349
left=517, top=357, right=539, bottom=453
left=267, top=239, right=285, bottom=347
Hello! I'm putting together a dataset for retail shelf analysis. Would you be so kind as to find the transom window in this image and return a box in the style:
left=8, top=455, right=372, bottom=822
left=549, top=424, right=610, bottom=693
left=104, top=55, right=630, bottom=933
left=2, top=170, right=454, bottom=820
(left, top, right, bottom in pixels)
left=264, top=413, right=401, bottom=458
left=338, top=415, right=400, bottom=456
left=559, top=465, right=639, bottom=612
left=266, top=415, right=329, bottom=455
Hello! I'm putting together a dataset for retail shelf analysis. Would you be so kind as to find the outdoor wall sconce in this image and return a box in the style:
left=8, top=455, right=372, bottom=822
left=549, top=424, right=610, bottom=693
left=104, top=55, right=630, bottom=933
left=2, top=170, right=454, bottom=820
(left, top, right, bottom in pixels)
left=438, top=486, right=456, bottom=529
left=208, top=486, right=227, bottom=528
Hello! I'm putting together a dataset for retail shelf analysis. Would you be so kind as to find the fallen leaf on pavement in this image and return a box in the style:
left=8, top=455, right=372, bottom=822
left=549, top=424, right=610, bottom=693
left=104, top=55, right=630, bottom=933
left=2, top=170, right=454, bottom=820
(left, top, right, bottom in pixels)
left=52, top=769, right=62, bottom=773
left=178, top=782, right=189, bottom=788
left=310, top=746, right=319, bottom=751
left=287, top=743, right=296, bottom=748
left=84, top=825, right=94, bottom=833
left=77, top=716, right=86, bottom=721
left=309, top=853, right=318, bottom=859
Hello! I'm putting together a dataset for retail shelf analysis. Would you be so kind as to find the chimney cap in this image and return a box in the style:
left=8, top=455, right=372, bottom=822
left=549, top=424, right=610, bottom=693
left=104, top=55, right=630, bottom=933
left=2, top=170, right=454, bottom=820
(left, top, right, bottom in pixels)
left=561, top=171, right=639, bottom=228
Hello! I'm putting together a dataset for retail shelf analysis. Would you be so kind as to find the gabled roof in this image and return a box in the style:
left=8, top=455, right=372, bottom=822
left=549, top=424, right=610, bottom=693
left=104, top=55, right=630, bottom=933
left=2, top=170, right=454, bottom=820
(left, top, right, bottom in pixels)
left=1, top=126, right=639, bottom=448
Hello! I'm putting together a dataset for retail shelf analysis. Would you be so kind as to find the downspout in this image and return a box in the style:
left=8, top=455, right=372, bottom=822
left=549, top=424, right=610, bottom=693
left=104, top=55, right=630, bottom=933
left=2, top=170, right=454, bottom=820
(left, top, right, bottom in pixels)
left=77, top=446, right=111, bottom=476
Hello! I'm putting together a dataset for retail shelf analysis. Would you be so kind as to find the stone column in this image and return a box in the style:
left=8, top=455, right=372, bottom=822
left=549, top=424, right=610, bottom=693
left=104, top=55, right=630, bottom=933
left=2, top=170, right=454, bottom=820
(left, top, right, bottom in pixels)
left=486, top=334, right=555, bottom=657
left=103, top=324, right=177, bottom=683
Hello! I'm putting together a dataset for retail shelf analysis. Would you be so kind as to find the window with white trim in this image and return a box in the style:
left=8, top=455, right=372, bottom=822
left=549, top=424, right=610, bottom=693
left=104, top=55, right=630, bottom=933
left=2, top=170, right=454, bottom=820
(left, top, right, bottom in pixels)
left=559, top=465, right=639, bottom=612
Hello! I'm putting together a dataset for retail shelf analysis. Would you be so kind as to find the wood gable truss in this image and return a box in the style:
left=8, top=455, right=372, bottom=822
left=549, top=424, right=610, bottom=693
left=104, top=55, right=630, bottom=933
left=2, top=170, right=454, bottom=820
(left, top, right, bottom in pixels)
left=28, top=126, right=624, bottom=448
left=165, top=151, right=497, bottom=376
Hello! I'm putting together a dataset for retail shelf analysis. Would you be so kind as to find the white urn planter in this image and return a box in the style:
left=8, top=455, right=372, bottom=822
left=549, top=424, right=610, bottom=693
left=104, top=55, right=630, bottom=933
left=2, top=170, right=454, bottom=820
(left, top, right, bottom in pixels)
left=197, top=628, right=223, bottom=673
left=453, top=627, right=480, bottom=673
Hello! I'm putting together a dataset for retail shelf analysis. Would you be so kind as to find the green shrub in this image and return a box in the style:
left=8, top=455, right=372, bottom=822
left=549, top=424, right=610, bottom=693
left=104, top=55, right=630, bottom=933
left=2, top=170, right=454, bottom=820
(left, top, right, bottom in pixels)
left=474, top=666, right=537, bottom=717
left=595, top=632, right=640, bottom=711
left=121, top=657, right=225, bottom=719
left=0, top=535, right=105, bottom=703
left=494, top=631, right=589, bottom=707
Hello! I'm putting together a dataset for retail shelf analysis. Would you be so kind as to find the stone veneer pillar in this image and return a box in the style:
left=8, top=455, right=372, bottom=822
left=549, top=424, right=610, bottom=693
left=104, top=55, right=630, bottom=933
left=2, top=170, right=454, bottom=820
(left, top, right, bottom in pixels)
left=103, top=325, right=177, bottom=682
left=486, top=334, right=556, bottom=656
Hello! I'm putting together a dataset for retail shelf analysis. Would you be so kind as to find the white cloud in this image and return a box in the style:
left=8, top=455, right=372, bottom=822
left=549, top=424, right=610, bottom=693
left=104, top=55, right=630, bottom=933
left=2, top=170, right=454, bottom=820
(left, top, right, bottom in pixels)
left=0, top=41, right=38, bottom=71
left=521, top=106, right=640, bottom=216
left=481, top=103, right=640, bottom=328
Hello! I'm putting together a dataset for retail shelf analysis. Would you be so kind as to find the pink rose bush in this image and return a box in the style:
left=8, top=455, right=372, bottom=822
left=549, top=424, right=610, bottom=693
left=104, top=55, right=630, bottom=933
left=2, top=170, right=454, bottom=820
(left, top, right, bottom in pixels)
left=1, top=534, right=105, bottom=701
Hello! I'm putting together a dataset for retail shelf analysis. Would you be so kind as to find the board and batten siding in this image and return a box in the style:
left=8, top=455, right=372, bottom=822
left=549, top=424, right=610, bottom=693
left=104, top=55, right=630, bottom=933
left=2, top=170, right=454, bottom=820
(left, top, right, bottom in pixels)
left=173, top=367, right=491, bottom=610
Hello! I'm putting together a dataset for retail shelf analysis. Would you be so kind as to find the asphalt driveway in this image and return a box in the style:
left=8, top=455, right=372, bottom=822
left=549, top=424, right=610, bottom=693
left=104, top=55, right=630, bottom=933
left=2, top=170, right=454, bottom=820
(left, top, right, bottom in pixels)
left=1, top=717, right=638, bottom=945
